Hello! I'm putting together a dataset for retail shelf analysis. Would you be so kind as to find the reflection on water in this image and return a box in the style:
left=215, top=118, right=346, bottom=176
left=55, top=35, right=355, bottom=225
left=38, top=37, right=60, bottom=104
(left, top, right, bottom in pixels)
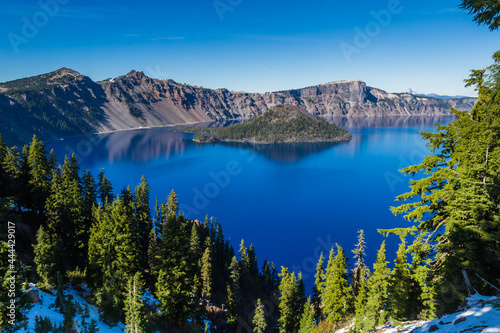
left=51, top=116, right=453, bottom=166
left=103, top=129, right=187, bottom=162
left=220, top=141, right=349, bottom=162
left=327, top=115, right=454, bottom=128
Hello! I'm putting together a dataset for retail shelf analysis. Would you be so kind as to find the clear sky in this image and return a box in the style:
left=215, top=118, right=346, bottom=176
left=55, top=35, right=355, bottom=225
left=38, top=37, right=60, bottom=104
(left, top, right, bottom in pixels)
left=1, top=0, right=499, bottom=96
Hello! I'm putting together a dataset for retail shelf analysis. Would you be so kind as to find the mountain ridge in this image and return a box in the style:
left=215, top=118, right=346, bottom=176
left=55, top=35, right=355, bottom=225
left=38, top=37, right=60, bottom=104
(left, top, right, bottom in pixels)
left=0, top=68, right=477, bottom=146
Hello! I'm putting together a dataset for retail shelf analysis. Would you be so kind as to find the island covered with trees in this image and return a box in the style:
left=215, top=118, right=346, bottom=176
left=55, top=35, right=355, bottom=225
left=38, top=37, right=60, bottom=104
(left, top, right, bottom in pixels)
left=187, top=105, right=352, bottom=144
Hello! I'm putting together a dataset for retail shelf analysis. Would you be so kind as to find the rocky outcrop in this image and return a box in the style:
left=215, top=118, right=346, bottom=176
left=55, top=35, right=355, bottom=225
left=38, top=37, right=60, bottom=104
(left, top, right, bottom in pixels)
left=0, top=68, right=477, bottom=146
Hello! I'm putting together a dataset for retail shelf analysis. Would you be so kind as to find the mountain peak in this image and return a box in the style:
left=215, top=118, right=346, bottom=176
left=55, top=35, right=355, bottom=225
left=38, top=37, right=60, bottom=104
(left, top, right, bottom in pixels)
left=52, top=67, right=82, bottom=77
left=125, top=70, right=148, bottom=80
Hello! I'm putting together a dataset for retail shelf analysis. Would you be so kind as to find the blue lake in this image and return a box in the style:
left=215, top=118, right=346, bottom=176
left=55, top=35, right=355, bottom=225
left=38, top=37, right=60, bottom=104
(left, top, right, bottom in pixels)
left=48, top=116, right=452, bottom=289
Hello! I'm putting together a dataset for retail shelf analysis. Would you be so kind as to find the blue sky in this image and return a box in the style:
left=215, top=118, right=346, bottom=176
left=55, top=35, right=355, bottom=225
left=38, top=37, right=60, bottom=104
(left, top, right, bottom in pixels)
left=1, top=0, right=499, bottom=96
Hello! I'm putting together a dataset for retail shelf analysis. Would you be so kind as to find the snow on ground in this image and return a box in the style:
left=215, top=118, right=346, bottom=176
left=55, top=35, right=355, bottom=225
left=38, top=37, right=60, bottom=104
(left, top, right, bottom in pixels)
left=336, top=294, right=500, bottom=333
left=413, top=294, right=500, bottom=333
left=18, top=283, right=125, bottom=333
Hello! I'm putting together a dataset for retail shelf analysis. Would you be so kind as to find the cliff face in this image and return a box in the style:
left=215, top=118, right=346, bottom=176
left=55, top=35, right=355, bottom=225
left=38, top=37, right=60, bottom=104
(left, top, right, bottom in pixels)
left=0, top=68, right=477, bottom=146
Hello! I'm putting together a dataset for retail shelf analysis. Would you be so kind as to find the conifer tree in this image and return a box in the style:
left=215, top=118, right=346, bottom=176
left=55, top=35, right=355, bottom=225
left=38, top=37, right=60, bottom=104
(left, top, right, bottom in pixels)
left=253, top=298, right=267, bottom=333
left=351, top=230, right=369, bottom=300
left=134, top=176, right=152, bottom=269
left=165, top=189, right=178, bottom=217
left=389, top=237, right=412, bottom=320
left=225, top=284, right=238, bottom=330
left=278, top=267, right=300, bottom=333
left=33, top=226, right=60, bottom=287
left=201, top=243, right=213, bottom=300
left=322, top=244, right=351, bottom=324
left=124, top=272, right=146, bottom=333
left=298, top=298, right=314, bottom=333
left=27, top=135, right=50, bottom=213
left=311, top=252, right=324, bottom=323
left=97, top=168, right=113, bottom=204
left=229, top=255, right=240, bottom=296
left=408, top=235, right=436, bottom=320
left=156, top=191, right=193, bottom=327
left=391, top=51, right=500, bottom=311
left=361, top=241, right=390, bottom=331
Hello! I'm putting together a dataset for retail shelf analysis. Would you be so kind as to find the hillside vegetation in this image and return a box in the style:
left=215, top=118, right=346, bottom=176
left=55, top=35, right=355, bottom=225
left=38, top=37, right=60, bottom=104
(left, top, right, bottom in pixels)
left=192, top=105, right=352, bottom=143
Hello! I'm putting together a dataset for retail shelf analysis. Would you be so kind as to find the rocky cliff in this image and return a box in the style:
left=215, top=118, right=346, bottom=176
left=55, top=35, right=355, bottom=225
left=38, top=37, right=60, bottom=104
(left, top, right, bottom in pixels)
left=0, top=68, right=476, bottom=146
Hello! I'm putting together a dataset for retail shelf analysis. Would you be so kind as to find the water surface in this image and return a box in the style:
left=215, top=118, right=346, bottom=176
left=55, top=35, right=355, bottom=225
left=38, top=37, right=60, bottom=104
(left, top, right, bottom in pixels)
left=48, top=116, right=452, bottom=288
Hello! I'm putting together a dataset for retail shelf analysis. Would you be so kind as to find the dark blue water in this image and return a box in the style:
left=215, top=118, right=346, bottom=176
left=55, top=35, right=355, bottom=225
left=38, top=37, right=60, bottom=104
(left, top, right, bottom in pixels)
left=48, top=116, right=452, bottom=289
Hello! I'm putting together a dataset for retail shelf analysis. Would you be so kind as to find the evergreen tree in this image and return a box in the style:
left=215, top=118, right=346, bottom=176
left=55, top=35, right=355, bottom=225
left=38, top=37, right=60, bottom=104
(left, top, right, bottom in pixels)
left=278, top=267, right=301, bottom=333
left=391, top=51, right=500, bottom=311
left=225, top=284, right=238, bottom=330
left=33, top=226, right=60, bottom=287
left=229, top=255, right=240, bottom=296
left=351, top=230, right=369, bottom=300
left=190, top=223, right=202, bottom=261
left=97, top=168, right=113, bottom=204
left=124, top=272, right=146, bottom=333
left=460, top=0, right=500, bottom=30
left=165, top=189, right=178, bottom=217
left=360, top=241, right=390, bottom=332
left=201, top=243, right=213, bottom=300
left=354, top=269, right=368, bottom=331
left=156, top=192, right=193, bottom=327
left=27, top=135, right=51, bottom=213
left=311, top=252, right=324, bottom=323
left=388, top=237, right=412, bottom=321
left=408, top=234, right=437, bottom=320
left=298, top=298, right=314, bottom=333
left=134, top=176, right=152, bottom=269
left=322, top=244, right=351, bottom=324
left=252, top=298, right=267, bottom=333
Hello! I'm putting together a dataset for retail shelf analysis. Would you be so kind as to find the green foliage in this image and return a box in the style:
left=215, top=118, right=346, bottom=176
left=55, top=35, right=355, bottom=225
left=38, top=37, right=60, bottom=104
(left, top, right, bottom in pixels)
left=388, top=238, right=412, bottom=321
left=311, top=252, right=324, bottom=324
left=155, top=209, right=193, bottom=327
left=278, top=267, right=305, bottom=333
left=460, top=0, right=500, bottom=30
left=359, top=241, right=390, bottom=332
left=192, top=105, right=351, bottom=143
left=33, top=226, right=61, bottom=287
left=124, top=272, right=146, bottom=333
left=201, top=244, right=213, bottom=299
left=252, top=298, right=267, bottom=333
left=298, top=298, right=314, bottom=333
left=391, top=52, right=500, bottom=312
left=321, top=245, right=352, bottom=324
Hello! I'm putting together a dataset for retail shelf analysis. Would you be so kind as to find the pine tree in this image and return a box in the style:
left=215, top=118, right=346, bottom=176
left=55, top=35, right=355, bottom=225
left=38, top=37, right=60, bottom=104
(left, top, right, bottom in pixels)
left=134, top=176, right=152, bottom=269
left=155, top=192, right=193, bottom=327
left=201, top=243, right=213, bottom=300
left=361, top=241, right=390, bottom=331
left=388, top=237, right=412, bottom=320
left=311, top=252, right=324, bottom=323
left=278, top=267, right=300, bottom=333
left=391, top=51, right=500, bottom=311
left=408, top=235, right=436, bottom=320
left=298, top=298, right=314, bottom=333
left=351, top=230, right=369, bottom=300
left=226, top=283, right=238, bottom=330
left=322, top=244, right=352, bottom=324
left=124, top=272, right=146, bottom=333
left=165, top=189, right=178, bottom=217
left=27, top=135, right=51, bottom=213
left=253, top=298, right=267, bottom=333
left=460, top=0, right=500, bottom=30
left=33, top=226, right=60, bottom=287
left=229, top=255, right=240, bottom=296
left=97, top=168, right=113, bottom=204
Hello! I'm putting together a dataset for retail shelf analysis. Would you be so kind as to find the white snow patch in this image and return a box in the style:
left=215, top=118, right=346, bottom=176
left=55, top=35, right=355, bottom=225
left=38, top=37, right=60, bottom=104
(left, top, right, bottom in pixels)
left=18, top=284, right=125, bottom=333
